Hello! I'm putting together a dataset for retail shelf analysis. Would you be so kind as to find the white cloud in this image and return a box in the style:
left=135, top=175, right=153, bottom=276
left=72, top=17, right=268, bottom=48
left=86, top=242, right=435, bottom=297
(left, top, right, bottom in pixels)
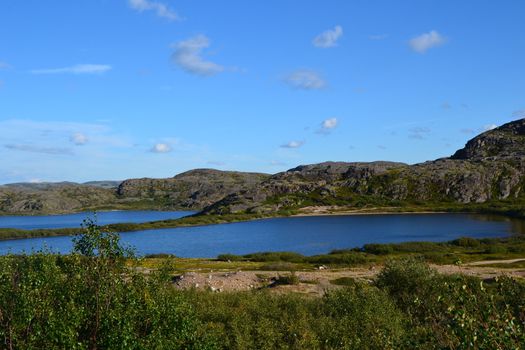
left=0, top=119, right=132, bottom=150
left=0, top=61, right=11, bottom=70
left=317, top=117, right=338, bottom=134
left=70, top=133, right=88, bottom=145
left=31, top=64, right=112, bottom=75
left=128, top=0, right=181, bottom=21
left=171, top=35, right=224, bottom=76
left=313, top=25, right=343, bottom=48
left=284, top=69, right=326, bottom=90
left=483, top=124, right=497, bottom=131
left=409, top=30, right=446, bottom=53
left=150, top=143, right=171, bottom=153
left=322, top=117, right=338, bottom=129
left=280, top=140, right=304, bottom=149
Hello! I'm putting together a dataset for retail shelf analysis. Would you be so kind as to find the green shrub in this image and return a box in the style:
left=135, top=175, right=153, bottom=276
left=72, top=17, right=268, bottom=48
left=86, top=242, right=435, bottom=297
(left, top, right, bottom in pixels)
left=320, top=284, right=406, bottom=349
left=216, top=253, right=244, bottom=261
left=452, top=236, right=481, bottom=247
left=330, top=277, right=357, bottom=286
left=244, top=251, right=305, bottom=263
left=273, top=272, right=301, bottom=286
left=363, top=243, right=394, bottom=255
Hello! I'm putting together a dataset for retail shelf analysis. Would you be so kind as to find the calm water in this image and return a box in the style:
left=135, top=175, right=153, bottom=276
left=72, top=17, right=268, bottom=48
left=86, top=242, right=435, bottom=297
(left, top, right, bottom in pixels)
left=0, top=213, right=523, bottom=257
left=0, top=210, right=194, bottom=230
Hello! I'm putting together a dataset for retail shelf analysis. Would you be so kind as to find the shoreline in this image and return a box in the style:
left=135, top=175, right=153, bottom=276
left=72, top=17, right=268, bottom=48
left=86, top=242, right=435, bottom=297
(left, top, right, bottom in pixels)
left=0, top=205, right=523, bottom=242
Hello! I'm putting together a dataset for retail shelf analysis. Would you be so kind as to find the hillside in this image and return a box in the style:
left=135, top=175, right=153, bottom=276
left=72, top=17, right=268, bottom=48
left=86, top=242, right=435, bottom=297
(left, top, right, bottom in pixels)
left=202, top=118, right=525, bottom=215
left=2, top=119, right=524, bottom=216
left=0, top=170, right=270, bottom=215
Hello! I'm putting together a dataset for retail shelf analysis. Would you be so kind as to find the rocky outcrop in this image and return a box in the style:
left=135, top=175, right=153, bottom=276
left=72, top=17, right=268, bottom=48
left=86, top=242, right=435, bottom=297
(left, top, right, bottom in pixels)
left=0, top=183, right=117, bottom=215
left=2, top=118, right=524, bottom=216
left=0, top=169, right=271, bottom=215
left=202, top=119, right=525, bottom=214
left=452, top=119, right=525, bottom=160
left=116, top=169, right=270, bottom=209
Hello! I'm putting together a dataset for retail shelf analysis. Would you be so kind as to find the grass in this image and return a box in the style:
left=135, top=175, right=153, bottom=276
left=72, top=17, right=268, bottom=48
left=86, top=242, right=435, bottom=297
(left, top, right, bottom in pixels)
left=330, top=277, right=357, bottom=286
left=131, top=234, right=525, bottom=274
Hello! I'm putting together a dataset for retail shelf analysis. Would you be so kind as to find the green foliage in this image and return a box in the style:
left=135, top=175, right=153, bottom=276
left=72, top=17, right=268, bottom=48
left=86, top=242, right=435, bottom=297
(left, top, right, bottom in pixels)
left=0, top=220, right=214, bottom=349
left=363, top=243, right=395, bottom=255
left=330, top=277, right=357, bottom=286
left=452, top=236, right=481, bottom=248
left=216, top=253, right=245, bottom=262
left=320, top=284, right=406, bottom=349
left=273, top=272, right=300, bottom=286
left=376, top=258, right=525, bottom=348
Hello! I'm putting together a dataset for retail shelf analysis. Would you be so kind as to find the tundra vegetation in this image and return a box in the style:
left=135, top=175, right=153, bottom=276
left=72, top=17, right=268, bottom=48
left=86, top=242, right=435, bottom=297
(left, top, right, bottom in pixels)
left=1, top=221, right=524, bottom=349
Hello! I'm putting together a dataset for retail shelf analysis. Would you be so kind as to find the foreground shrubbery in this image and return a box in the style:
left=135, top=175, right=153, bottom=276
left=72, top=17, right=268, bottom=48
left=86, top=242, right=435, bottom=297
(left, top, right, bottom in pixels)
left=1, top=222, right=524, bottom=349
left=0, top=220, right=214, bottom=349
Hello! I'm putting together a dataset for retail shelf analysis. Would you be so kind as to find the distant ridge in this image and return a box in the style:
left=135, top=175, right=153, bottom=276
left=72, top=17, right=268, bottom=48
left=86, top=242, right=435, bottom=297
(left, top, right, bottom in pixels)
left=1, top=118, right=524, bottom=215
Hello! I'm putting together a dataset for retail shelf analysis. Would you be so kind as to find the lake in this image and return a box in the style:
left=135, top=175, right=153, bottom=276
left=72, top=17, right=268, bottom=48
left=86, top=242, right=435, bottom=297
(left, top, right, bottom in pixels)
left=0, top=213, right=523, bottom=257
left=0, top=210, right=194, bottom=230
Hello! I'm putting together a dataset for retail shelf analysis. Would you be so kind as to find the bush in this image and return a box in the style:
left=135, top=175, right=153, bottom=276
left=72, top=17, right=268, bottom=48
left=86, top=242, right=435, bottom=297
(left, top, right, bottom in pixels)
left=216, top=253, right=244, bottom=261
left=273, top=272, right=300, bottom=286
left=320, top=284, right=406, bottom=348
left=243, top=251, right=305, bottom=263
left=452, top=236, right=481, bottom=247
left=363, top=243, right=394, bottom=255
left=0, top=219, right=214, bottom=349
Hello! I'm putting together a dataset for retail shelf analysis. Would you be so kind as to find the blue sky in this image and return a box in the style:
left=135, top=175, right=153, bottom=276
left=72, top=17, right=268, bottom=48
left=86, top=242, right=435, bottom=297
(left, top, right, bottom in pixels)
left=0, top=0, right=524, bottom=183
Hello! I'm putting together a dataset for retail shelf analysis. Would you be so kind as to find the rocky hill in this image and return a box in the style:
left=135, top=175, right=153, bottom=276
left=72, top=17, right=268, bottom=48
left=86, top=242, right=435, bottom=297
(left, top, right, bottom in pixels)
left=2, top=118, right=524, bottom=216
left=0, top=170, right=270, bottom=215
left=0, top=183, right=118, bottom=215
left=116, top=169, right=270, bottom=209
left=202, top=118, right=525, bottom=215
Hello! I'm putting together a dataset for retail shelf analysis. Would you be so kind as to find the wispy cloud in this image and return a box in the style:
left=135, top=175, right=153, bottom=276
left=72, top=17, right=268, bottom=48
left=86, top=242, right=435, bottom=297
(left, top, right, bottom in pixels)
left=150, top=143, right=172, bottom=153
left=483, top=124, right=497, bottom=131
left=5, top=144, right=73, bottom=155
left=269, top=160, right=287, bottom=166
left=128, top=0, right=181, bottom=21
left=317, top=117, right=338, bottom=134
left=171, top=35, right=224, bottom=76
left=441, top=102, right=451, bottom=110
left=70, top=133, right=88, bottom=145
left=408, top=127, right=431, bottom=139
left=369, top=34, right=388, bottom=40
left=31, top=64, right=112, bottom=75
left=284, top=69, right=326, bottom=90
left=512, top=109, right=525, bottom=119
left=207, top=160, right=225, bottom=166
left=280, top=140, right=304, bottom=149
left=0, top=61, right=11, bottom=70
left=460, top=128, right=475, bottom=134
left=409, top=30, right=446, bottom=53
left=313, top=25, right=343, bottom=48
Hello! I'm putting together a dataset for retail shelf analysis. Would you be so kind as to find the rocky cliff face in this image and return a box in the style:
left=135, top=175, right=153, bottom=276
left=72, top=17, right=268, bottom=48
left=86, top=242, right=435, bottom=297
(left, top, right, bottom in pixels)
left=116, top=169, right=270, bottom=209
left=452, top=119, right=525, bottom=160
left=202, top=118, right=525, bottom=214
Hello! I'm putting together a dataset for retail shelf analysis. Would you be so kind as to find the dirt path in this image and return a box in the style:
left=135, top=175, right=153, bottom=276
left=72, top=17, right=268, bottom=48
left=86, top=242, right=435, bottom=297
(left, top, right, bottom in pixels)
left=464, top=258, right=525, bottom=266
left=172, top=262, right=525, bottom=296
